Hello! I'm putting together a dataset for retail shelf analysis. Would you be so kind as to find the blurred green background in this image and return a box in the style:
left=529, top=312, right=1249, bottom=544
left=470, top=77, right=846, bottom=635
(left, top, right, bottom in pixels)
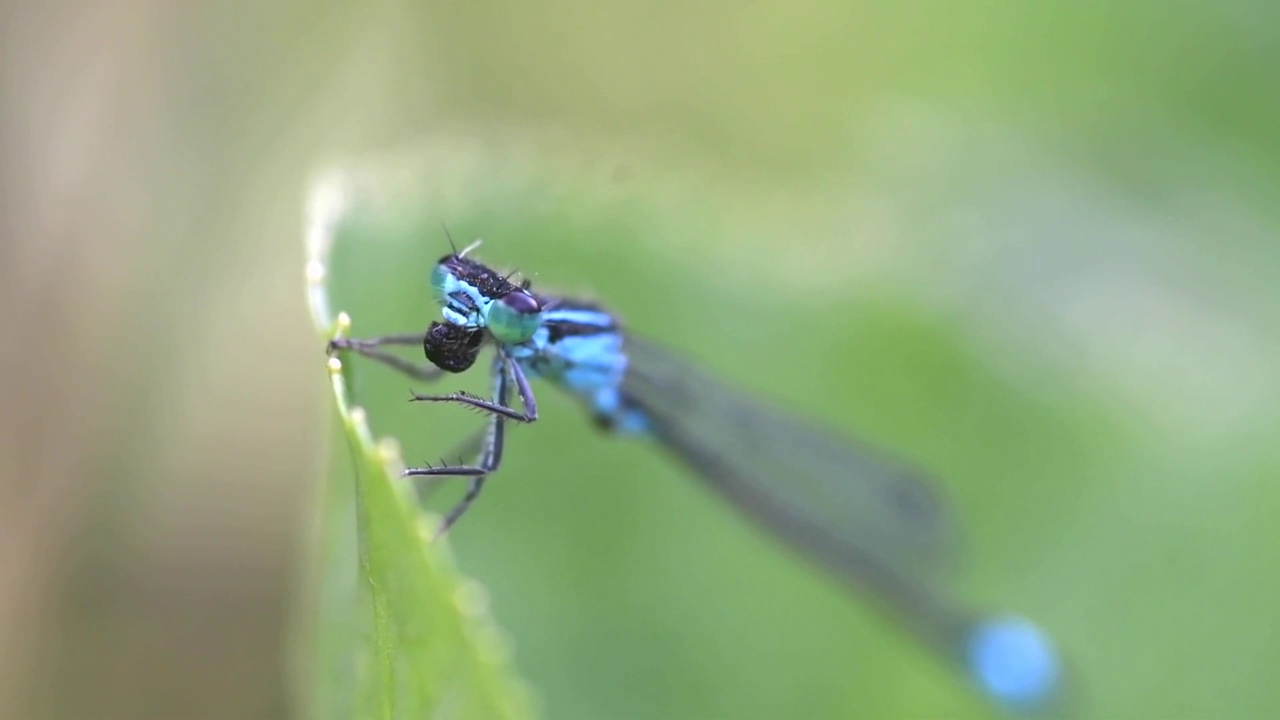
left=3, top=1, right=1279, bottom=718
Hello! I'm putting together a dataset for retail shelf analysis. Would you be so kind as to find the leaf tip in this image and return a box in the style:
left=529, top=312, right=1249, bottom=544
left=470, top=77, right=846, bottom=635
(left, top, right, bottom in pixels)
left=306, top=258, right=326, bottom=285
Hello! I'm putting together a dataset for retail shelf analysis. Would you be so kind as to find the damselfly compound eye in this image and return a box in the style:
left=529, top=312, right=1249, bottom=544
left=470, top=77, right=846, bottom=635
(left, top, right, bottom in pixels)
left=502, top=289, right=539, bottom=314
left=429, top=263, right=451, bottom=306
left=486, top=290, right=542, bottom=344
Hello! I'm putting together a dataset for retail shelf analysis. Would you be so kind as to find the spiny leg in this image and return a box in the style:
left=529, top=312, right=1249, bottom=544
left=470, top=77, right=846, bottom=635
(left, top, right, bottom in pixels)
left=405, top=355, right=523, bottom=537
left=329, top=333, right=446, bottom=383
left=409, top=353, right=539, bottom=423
left=405, top=424, right=501, bottom=538
left=407, top=427, right=488, bottom=504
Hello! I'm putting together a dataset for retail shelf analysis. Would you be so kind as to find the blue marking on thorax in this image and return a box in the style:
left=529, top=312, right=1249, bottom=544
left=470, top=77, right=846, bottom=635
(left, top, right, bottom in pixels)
left=435, top=278, right=651, bottom=434
left=540, top=308, right=615, bottom=328
left=510, top=320, right=650, bottom=435
left=514, top=328, right=623, bottom=391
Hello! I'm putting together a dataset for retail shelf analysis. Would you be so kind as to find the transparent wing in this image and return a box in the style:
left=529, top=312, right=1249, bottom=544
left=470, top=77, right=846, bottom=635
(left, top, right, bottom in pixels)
left=621, top=337, right=1065, bottom=711
left=622, top=336, right=958, bottom=586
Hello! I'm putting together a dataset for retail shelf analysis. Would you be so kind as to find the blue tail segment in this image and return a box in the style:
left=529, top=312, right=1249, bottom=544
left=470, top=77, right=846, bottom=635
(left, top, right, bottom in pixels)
left=967, top=616, right=1062, bottom=709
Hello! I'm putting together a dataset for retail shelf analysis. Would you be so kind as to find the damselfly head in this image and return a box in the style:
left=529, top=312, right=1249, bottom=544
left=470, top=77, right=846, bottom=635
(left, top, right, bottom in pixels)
left=429, top=252, right=544, bottom=344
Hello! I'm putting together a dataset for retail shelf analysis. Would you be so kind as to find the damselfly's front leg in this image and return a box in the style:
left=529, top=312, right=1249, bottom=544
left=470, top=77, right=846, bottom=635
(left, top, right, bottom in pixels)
left=404, top=354, right=537, bottom=537
left=328, top=332, right=446, bottom=383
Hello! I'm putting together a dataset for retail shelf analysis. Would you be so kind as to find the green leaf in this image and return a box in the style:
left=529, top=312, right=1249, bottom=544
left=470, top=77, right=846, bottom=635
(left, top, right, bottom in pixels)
left=298, top=172, right=534, bottom=720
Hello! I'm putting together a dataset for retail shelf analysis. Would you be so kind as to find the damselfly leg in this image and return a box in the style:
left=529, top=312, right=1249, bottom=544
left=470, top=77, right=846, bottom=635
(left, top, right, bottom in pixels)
left=328, top=332, right=447, bottom=383
left=393, top=427, right=493, bottom=506
left=408, top=357, right=539, bottom=423
left=404, top=354, right=537, bottom=537
left=331, top=323, right=536, bottom=535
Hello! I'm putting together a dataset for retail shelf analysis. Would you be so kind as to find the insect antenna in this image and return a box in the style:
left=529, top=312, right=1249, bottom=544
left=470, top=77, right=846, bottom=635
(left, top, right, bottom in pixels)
left=441, top=222, right=458, bottom=254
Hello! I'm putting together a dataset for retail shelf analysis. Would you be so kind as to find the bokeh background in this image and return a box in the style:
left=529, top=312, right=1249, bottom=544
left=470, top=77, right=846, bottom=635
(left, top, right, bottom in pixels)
left=3, top=1, right=1279, bottom=718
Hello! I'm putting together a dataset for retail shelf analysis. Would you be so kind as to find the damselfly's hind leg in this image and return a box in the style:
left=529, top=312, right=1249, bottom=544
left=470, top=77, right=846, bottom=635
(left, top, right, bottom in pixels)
left=328, top=333, right=446, bottom=383
left=408, top=427, right=487, bottom=504
left=404, top=355, right=535, bottom=538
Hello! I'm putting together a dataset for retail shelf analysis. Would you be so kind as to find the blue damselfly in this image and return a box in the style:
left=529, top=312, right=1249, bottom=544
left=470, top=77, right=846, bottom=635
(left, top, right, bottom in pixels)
left=327, top=240, right=1063, bottom=711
